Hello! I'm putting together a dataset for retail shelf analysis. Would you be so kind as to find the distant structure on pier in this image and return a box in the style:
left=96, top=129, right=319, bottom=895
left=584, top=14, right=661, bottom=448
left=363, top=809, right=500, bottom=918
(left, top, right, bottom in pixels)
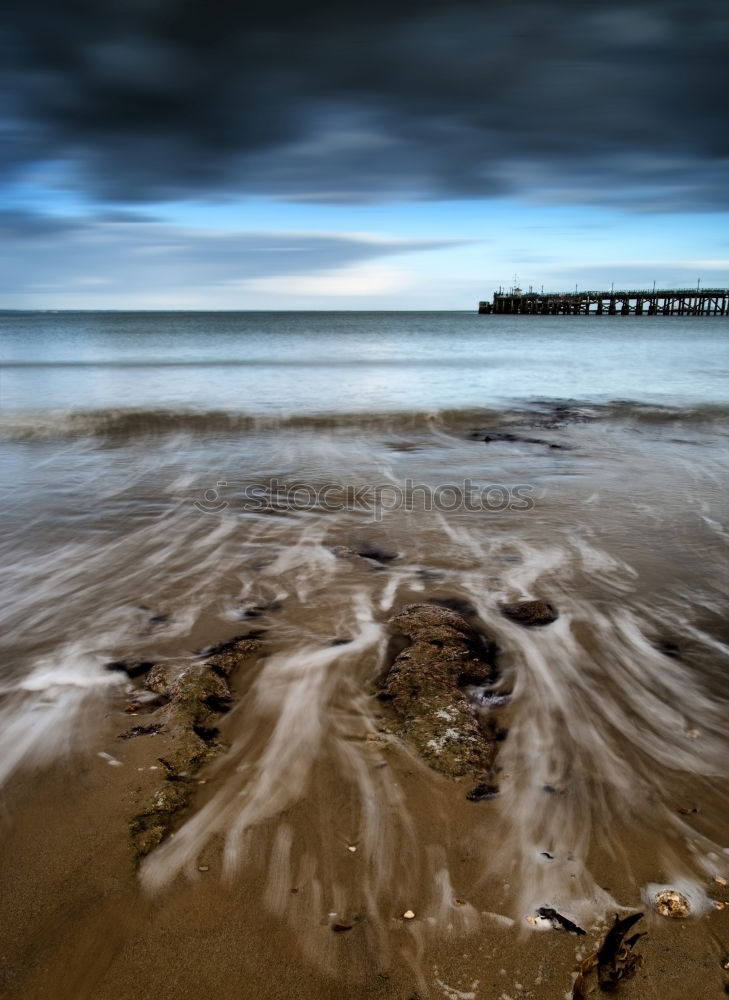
left=478, top=287, right=729, bottom=316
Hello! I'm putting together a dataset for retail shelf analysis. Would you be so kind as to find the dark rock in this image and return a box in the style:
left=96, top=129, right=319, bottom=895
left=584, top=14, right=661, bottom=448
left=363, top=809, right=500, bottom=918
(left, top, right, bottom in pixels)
left=466, top=783, right=500, bottom=801
left=105, top=660, right=155, bottom=679
left=330, top=637, right=352, bottom=646
left=500, top=600, right=558, bottom=627
left=379, top=604, right=501, bottom=778
left=355, top=545, right=399, bottom=563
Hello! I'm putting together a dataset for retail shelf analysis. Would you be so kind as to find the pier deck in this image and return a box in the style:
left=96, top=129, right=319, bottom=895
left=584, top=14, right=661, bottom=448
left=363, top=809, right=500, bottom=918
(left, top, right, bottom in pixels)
left=478, top=288, right=729, bottom=316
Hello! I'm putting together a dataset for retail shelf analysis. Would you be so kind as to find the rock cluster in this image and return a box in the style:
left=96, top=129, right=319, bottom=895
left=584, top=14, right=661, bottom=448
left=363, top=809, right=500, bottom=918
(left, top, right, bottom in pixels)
left=129, top=636, right=260, bottom=858
left=379, top=604, right=501, bottom=778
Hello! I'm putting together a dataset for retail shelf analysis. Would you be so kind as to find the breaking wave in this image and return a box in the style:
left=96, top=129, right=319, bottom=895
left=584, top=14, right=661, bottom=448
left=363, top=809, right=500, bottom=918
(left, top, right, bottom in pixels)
left=2, top=400, right=729, bottom=442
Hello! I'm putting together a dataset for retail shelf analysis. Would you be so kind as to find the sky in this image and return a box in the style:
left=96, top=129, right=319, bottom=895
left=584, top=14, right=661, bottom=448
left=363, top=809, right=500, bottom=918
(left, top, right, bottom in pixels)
left=1, top=0, right=728, bottom=309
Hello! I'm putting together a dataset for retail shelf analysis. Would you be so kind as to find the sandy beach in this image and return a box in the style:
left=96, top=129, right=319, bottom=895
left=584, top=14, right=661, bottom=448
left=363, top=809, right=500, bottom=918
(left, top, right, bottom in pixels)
left=3, top=0, right=729, bottom=987
left=3, top=632, right=729, bottom=1000
left=2, top=314, right=729, bottom=999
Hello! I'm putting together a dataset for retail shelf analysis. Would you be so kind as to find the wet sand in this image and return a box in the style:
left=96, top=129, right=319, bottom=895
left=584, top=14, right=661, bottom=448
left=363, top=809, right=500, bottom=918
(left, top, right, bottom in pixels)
left=3, top=702, right=729, bottom=1000
left=2, top=405, right=729, bottom=999
left=4, top=586, right=729, bottom=998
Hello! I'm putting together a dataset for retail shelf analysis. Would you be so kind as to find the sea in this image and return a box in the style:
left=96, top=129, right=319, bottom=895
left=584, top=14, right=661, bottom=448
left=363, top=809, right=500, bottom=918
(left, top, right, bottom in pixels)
left=1, top=309, right=729, bottom=932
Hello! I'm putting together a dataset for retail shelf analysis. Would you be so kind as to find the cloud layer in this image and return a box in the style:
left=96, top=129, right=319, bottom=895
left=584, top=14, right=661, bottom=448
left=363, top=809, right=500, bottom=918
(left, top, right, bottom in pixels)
left=0, top=210, right=458, bottom=306
left=2, top=0, right=728, bottom=209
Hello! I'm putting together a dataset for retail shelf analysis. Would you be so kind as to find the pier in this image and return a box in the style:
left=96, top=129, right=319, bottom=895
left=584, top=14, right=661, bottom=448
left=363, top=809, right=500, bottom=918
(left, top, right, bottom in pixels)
left=478, top=288, right=729, bottom=316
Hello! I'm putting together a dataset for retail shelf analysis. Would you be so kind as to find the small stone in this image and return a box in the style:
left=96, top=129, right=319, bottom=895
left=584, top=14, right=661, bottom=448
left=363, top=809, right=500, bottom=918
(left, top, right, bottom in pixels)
left=198, top=865, right=209, bottom=872
left=715, top=876, right=728, bottom=887
left=654, top=889, right=691, bottom=918
left=198, top=779, right=207, bottom=785
left=403, top=910, right=415, bottom=919
left=466, top=782, right=500, bottom=802
left=347, top=845, right=357, bottom=853
left=356, top=545, right=399, bottom=563
left=714, top=901, right=726, bottom=910
left=500, top=600, right=558, bottom=627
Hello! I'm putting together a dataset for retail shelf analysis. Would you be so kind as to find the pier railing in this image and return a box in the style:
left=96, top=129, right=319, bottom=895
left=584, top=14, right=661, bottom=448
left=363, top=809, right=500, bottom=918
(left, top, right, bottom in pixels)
left=478, top=289, right=729, bottom=316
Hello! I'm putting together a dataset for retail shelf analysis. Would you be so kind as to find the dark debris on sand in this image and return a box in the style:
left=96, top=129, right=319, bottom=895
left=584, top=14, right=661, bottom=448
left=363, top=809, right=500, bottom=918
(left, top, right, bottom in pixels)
left=573, top=912, right=646, bottom=998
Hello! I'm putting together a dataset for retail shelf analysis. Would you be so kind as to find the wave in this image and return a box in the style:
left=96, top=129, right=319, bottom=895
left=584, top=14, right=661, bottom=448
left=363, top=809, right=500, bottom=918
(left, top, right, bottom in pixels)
left=1, top=400, right=729, bottom=442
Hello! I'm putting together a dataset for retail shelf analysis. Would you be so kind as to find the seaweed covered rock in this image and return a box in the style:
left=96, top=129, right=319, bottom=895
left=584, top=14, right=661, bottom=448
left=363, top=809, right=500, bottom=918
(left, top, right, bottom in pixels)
left=130, top=635, right=260, bottom=859
left=380, top=604, right=500, bottom=778
left=131, top=781, right=191, bottom=858
left=500, top=600, right=558, bottom=627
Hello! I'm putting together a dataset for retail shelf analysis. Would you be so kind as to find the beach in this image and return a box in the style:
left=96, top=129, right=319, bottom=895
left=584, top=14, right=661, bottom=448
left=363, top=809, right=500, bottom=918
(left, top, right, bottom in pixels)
left=2, top=311, right=729, bottom=999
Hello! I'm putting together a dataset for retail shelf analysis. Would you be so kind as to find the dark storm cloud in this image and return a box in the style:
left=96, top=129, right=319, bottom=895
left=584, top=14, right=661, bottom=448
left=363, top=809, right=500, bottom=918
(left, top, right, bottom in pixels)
left=1, top=0, right=727, bottom=209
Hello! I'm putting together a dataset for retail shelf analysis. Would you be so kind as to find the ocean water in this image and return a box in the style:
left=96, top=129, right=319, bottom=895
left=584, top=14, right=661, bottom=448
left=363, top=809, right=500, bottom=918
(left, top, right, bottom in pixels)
left=1, top=310, right=728, bottom=417
left=1, top=309, right=729, bottom=945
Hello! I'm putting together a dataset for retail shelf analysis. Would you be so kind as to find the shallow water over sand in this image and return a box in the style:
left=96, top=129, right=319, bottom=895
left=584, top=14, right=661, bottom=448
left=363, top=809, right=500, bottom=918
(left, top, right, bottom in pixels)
left=1, top=313, right=729, bottom=998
